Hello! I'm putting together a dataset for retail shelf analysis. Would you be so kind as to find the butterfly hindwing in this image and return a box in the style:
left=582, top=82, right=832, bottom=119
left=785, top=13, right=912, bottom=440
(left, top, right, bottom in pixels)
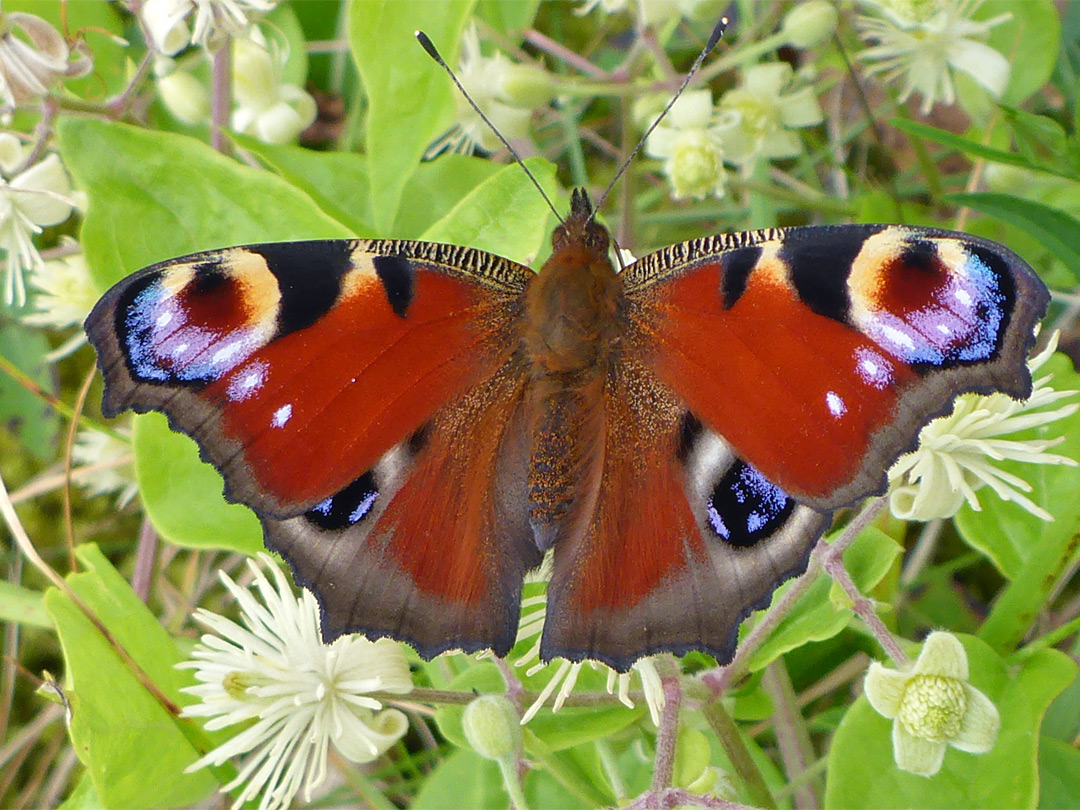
left=264, top=363, right=542, bottom=656
left=540, top=354, right=829, bottom=670
left=623, top=224, right=1049, bottom=512
left=86, top=239, right=533, bottom=518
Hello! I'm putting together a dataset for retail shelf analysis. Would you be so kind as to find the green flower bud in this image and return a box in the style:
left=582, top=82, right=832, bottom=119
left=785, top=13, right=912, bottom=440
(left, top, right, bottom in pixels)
left=781, top=0, right=839, bottom=49
left=156, top=67, right=211, bottom=126
left=462, top=695, right=522, bottom=761
left=498, top=62, right=554, bottom=109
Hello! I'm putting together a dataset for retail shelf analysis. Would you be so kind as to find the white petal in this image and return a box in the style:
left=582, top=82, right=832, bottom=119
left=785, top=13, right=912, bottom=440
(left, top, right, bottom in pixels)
left=951, top=684, right=1000, bottom=753
left=912, top=632, right=968, bottom=679
left=893, top=721, right=947, bottom=776
left=947, top=39, right=1010, bottom=97
left=864, top=662, right=909, bottom=719
left=667, top=89, right=715, bottom=129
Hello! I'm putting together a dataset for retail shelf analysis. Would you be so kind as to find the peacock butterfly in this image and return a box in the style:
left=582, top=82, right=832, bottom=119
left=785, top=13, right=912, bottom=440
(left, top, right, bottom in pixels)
left=83, top=183, right=1048, bottom=670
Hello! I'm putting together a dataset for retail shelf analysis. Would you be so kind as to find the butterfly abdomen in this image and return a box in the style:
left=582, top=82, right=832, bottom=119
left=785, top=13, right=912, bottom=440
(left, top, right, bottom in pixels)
left=522, top=197, right=627, bottom=550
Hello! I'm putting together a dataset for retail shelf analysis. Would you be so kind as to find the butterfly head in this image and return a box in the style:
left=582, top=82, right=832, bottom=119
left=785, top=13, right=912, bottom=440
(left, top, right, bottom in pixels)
left=552, top=188, right=610, bottom=257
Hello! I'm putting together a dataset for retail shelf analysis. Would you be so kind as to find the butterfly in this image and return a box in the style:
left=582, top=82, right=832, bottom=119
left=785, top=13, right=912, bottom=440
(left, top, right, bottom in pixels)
left=84, top=186, right=1048, bottom=671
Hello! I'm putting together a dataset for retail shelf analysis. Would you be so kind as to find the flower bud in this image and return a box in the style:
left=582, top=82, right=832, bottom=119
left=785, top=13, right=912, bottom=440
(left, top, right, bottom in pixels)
left=497, top=62, right=554, bottom=109
left=462, top=695, right=522, bottom=761
left=781, top=0, right=839, bottom=49
left=156, top=64, right=211, bottom=126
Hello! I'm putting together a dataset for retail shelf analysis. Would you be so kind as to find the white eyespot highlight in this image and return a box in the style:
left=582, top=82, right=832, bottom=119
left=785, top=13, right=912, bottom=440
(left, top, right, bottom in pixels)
left=271, top=404, right=293, bottom=428
left=826, top=391, right=846, bottom=418
left=227, top=360, right=269, bottom=401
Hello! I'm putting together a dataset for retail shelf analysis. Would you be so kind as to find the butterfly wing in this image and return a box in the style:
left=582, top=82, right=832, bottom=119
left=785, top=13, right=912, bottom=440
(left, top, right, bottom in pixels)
left=622, top=224, right=1049, bottom=511
left=87, top=239, right=540, bottom=653
left=542, top=223, right=1047, bottom=669
left=540, top=355, right=829, bottom=670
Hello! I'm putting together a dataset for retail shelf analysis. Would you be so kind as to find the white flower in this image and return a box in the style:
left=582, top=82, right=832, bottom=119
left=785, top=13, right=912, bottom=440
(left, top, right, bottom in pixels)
left=889, top=333, right=1079, bottom=522
left=180, top=555, right=413, bottom=810
left=140, top=0, right=276, bottom=55
left=644, top=89, right=737, bottom=200
left=513, top=589, right=666, bottom=726
left=857, top=0, right=1011, bottom=114
left=865, top=632, right=999, bottom=777
left=230, top=27, right=315, bottom=144
left=71, top=427, right=138, bottom=507
left=154, top=57, right=211, bottom=125
left=22, top=251, right=98, bottom=360
left=717, top=62, right=824, bottom=166
left=0, top=135, right=77, bottom=307
left=0, top=9, right=92, bottom=110
left=427, top=25, right=547, bottom=157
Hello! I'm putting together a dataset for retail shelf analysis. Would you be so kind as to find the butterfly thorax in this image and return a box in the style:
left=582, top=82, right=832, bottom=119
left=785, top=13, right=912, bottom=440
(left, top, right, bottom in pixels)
left=522, top=189, right=624, bottom=550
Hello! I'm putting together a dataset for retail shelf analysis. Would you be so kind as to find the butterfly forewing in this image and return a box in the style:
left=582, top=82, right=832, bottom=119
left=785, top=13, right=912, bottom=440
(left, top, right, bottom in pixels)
left=86, top=239, right=533, bottom=518
left=622, top=224, right=1049, bottom=512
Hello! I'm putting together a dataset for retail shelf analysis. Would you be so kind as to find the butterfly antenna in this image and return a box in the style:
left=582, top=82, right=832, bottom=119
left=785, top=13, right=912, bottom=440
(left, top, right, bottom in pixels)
left=589, top=16, right=729, bottom=221
left=416, top=30, right=564, bottom=225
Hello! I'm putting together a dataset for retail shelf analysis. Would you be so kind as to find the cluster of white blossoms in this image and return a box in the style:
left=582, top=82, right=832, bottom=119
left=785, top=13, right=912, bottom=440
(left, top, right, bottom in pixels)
left=143, top=0, right=316, bottom=146
left=857, top=0, right=1012, bottom=114
left=889, top=332, right=1078, bottom=522
left=0, top=8, right=91, bottom=114
left=180, top=555, right=414, bottom=810
left=427, top=24, right=552, bottom=157
left=0, top=134, right=78, bottom=307
left=140, top=0, right=276, bottom=56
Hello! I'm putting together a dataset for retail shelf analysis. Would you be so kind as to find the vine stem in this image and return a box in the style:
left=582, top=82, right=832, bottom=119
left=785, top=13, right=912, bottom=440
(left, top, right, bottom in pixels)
left=649, top=663, right=684, bottom=795
left=824, top=554, right=909, bottom=666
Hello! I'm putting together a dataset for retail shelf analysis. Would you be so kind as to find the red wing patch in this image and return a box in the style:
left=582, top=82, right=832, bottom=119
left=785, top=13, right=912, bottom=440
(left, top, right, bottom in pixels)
left=85, top=240, right=532, bottom=517
left=264, top=365, right=541, bottom=658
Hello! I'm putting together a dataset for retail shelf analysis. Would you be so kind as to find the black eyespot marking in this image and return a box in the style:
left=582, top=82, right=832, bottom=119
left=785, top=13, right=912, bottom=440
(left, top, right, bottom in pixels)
left=968, top=244, right=1017, bottom=314
left=255, top=241, right=353, bottom=336
left=720, top=246, right=762, bottom=309
left=675, top=412, right=703, bottom=463
left=407, top=422, right=431, bottom=456
left=707, top=461, right=794, bottom=548
left=782, top=225, right=883, bottom=323
left=374, top=255, right=416, bottom=318
left=900, top=239, right=937, bottom=272
left=191, top=260, right=228, bottom=294
left=304, top=471, right=378, bottom=531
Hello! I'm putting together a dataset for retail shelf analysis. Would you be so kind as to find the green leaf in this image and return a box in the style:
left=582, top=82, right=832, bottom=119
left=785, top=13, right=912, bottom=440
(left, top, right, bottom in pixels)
left=0, top=322, right=60, bottom=460
left=57, top=771, right=101, bottom=810
left=0, top=580, right=52, bottom=629
left=1038, top=736, right=1080, bottom=809
left=349, top=0, right=476, bottom=232
left=231, top=134, right=374, bottom=236
left=985, top=0, right=1061, bottom=107
left=477, top=0, right=542, bottom=32
left=413, top=748, right=589, bottom=810
left=824, top=636, right=1077, bottom=809
left=412, top=750, right=505, bottom=809
left=889, top=118, right=1077, bottom=181
left=43, top=544, right=217, bottom=809
left=421, top=158, right=558, bottom=264
left=746, top=527, right=902, bottom=672
left=57, top=118, right=351, bottom=290
left=944, top=192, right=1080, bottom=283
left=133, top=413, right=263, bottom=554
left=394, top=154, right=503, bottom=238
